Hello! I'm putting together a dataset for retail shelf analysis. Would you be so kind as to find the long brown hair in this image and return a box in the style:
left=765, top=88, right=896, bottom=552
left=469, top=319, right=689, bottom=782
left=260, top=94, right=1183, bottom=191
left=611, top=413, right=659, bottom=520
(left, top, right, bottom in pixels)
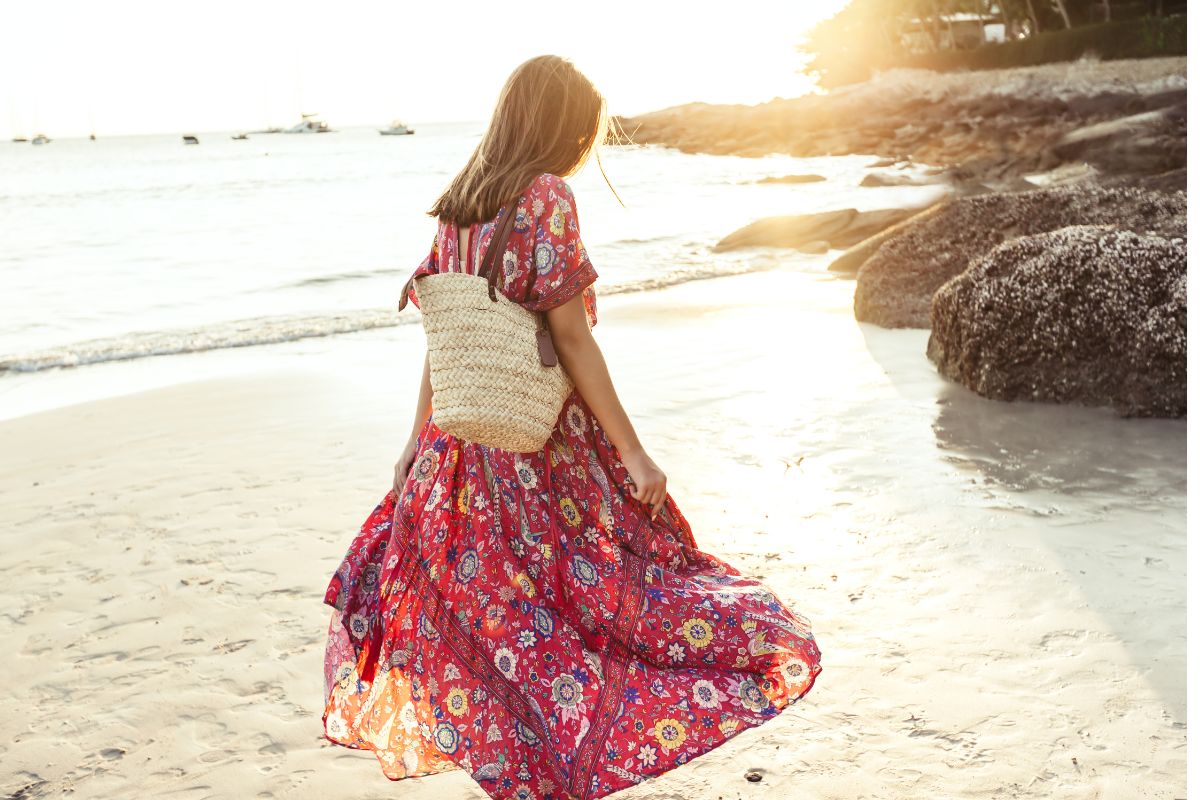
left=429, top=55, right=616, bottom=225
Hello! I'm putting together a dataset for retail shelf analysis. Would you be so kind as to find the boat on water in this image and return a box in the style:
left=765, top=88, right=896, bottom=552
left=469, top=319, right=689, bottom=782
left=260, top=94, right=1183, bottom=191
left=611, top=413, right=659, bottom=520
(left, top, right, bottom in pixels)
left=31, top=134, right=51, bottom=145
left=284, top=113, right=333, bottom=134
left=182, top=135, right=199, bottom=145
left=12, top=137, right=28, bottom=143
left=379, top=119, right=415, bottom=136
left=232, top=133, right=249, bottom=140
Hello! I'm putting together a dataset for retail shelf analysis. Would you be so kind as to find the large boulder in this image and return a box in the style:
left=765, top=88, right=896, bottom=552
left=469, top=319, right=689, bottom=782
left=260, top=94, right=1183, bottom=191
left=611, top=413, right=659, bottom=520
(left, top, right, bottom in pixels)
left=714, top=206, right=926, bottom=253
left=854, top=185, right=1186, bottom=328
left=927, top=226, right=1186, bottom=418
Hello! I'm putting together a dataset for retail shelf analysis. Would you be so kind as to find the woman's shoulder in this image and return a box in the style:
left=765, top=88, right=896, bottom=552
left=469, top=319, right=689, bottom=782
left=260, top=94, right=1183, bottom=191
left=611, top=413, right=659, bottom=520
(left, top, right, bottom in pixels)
left=524, top=172, right=576, bottom=206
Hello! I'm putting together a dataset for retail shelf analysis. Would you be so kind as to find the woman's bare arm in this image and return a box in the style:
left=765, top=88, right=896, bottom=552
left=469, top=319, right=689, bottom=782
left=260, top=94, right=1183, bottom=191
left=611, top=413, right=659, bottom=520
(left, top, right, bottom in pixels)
left=547, top=293, right=668, bottom=517
left=394, top=351, right=433, bottom=494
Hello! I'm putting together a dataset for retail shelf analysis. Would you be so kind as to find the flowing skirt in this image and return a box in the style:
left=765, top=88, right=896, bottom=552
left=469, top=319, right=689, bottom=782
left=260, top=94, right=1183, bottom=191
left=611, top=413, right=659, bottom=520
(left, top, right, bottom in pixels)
left=321, top=390, right=821, bottom=800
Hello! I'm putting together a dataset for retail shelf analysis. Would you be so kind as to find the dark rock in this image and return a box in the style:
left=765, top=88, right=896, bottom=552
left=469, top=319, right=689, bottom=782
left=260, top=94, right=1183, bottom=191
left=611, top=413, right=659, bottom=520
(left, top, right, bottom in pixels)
left=927, top=226, right=1185, bottom=418
left=1105, top=167, right=1187, bottom=193
left=715, top=206, right=928, bottom=253
left=854, top=186, right=1186, bottom=328
left=757, top=174, right=827, bottom=184
left=744, top=769, right=764, bottom=782
left=1051, top=104, right=1186, bottom=176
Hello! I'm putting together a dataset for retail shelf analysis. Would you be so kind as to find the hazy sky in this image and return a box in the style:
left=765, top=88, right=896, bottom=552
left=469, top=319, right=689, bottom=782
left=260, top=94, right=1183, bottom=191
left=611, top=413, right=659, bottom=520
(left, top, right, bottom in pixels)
left=0, top=0, right=846, bottom=138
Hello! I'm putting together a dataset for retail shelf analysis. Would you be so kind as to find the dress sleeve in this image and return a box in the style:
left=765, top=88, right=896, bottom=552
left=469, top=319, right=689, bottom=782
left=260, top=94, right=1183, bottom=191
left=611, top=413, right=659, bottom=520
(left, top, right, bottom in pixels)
left=401, top=231, right=441, bottom=312
left=521, top=174, right=599, bottom=326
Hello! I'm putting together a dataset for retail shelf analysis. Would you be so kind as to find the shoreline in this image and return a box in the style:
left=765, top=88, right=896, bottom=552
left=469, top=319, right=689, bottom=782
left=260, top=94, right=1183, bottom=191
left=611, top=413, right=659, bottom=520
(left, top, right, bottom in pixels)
left=0, top=267, right=1184, bottom=798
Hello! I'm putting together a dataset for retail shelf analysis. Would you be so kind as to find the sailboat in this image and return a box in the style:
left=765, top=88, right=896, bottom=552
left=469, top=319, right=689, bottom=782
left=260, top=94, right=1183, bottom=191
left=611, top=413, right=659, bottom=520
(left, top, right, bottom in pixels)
left=31, top=134, right=51, bottom=145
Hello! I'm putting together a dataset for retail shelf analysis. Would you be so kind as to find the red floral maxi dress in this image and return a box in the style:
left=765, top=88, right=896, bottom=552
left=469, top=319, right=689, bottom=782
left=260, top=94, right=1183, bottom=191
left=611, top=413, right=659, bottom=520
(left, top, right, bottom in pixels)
left=321, top=173, right=822, bottom=800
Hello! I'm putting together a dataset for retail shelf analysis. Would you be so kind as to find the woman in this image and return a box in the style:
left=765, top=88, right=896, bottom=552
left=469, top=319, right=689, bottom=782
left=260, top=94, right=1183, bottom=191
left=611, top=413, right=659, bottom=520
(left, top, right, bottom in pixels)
left=321, top=55, right=821, bottom=800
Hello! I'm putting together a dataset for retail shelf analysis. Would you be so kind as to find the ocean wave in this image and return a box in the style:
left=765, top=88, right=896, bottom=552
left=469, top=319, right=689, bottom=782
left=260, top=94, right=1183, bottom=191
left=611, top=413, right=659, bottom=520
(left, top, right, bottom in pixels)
left=603, top=234, right=678, bottom=247
left=272, top=266, right=405, bottom=289
left=0, top=252, right=810, bottom=374
left=0, top=310, right=415, bottom=374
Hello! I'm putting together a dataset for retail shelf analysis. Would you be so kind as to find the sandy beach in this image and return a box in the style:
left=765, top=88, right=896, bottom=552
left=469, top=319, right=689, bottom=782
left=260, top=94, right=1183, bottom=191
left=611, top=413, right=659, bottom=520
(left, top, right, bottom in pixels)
left=0, top=266, right=1185, bottom=799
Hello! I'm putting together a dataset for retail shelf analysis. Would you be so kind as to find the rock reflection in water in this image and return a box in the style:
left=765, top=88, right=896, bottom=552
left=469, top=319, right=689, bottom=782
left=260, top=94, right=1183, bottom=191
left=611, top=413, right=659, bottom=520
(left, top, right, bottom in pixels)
left=932, top=383, right=1185, bottom=500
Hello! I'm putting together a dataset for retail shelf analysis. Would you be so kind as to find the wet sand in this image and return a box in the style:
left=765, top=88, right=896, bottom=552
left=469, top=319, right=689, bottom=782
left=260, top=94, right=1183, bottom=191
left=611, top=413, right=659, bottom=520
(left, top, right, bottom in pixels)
left=0, top=267, right=1185, bottom=799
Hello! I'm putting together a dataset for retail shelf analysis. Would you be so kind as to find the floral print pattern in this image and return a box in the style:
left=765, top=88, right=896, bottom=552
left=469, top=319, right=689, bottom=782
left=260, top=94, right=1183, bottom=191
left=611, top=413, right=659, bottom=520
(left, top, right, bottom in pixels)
left=322, top=173, right=821, bottom=800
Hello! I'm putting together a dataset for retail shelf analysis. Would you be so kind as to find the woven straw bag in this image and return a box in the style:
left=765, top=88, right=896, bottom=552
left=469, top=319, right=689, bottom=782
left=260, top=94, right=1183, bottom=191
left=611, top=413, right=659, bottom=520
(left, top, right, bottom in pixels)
left=399, top=202, right=573, bottom=452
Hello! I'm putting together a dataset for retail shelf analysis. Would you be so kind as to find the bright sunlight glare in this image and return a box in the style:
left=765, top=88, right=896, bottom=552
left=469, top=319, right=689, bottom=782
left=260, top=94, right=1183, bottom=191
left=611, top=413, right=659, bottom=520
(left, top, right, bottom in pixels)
left=0, top=0, right=848, bottom=138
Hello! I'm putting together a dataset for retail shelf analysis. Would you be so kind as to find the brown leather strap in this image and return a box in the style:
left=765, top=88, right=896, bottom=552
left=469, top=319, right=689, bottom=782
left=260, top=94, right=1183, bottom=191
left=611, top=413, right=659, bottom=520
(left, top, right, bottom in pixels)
left=397, top=273, right=415, bottom=311
left=480, top=200, right=520, bottom=302
left=485, top=200, right=558, bottom=366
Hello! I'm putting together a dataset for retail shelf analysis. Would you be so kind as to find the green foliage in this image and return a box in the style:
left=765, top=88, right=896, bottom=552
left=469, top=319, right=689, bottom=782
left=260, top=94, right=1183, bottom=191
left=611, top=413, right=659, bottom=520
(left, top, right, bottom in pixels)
left=903, top=16, right=1186, bottom=71
left=802, top=0, right=909, bottom=87
left=803, top=2, right=1185, bottom=88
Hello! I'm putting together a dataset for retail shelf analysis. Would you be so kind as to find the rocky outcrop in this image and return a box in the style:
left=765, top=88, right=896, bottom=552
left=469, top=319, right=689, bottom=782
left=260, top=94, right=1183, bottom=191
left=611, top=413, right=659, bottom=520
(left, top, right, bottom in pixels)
left=617, top=58, right=1186, bottom=188
left=927, top=226, right=1186, bottom=418
left=714, top=206, right=928, bottom=253
left=853, top=185, right=1186, bottom=328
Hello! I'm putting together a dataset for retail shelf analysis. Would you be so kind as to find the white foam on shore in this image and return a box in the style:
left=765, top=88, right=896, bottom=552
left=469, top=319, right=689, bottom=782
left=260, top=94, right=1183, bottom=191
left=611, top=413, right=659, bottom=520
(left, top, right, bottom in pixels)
left=0, top=251, right=830, bottom=377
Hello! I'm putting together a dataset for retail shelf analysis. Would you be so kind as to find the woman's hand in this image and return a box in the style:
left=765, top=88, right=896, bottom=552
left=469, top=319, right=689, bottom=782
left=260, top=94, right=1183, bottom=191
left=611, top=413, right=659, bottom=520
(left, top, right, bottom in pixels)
left=393, top=437, right=418, bottom=496
left=547, top=296, right=668, bottom=519
left=624, top=448, right=668, bottom=519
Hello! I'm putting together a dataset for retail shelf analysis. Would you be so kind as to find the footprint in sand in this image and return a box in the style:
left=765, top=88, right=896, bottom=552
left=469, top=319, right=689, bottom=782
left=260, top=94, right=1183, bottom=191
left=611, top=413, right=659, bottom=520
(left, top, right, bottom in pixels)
left=196, top=748, right=236, bottom=764
left=251, top=732, right=287, bottom=774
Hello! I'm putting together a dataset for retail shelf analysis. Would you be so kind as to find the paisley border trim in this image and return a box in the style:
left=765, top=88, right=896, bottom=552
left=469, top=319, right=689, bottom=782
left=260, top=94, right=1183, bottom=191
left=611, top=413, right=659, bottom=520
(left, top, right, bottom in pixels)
left=568, top=517, right=652, bottom=798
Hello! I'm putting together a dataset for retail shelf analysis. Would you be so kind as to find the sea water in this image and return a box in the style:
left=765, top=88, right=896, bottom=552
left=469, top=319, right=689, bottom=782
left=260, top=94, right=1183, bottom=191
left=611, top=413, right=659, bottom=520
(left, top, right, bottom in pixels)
left=0, top=123, right=943, bottom=395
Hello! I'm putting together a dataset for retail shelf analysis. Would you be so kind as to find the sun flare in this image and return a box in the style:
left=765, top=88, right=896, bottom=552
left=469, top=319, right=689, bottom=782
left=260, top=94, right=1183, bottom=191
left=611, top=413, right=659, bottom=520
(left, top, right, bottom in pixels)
left=0, top=0, right=845, bottom=138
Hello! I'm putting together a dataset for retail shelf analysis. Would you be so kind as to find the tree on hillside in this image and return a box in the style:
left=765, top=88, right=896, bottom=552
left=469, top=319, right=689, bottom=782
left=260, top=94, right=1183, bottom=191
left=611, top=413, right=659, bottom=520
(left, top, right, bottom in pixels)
left=800, top=0, right=1152, bottom=86
left=1050, top=0, right=1074, bottom=26
left=1024, top=0, right=1042, bottom=33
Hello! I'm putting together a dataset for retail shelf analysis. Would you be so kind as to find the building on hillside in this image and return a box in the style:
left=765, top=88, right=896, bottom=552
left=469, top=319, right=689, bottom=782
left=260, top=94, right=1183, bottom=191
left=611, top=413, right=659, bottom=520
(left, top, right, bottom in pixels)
left=899, top=12, right=1005, bottom=53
